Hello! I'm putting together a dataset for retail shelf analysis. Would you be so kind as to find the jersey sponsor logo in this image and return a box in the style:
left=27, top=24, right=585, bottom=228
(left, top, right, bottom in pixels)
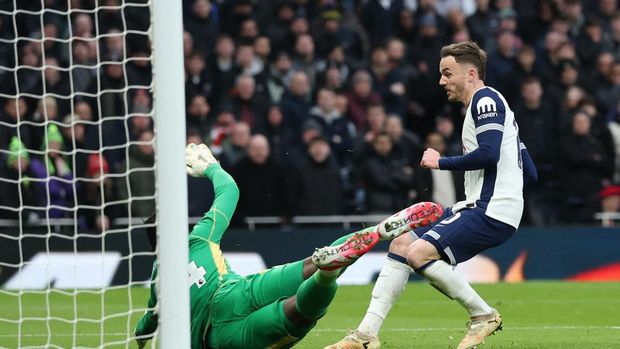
left=476, top=96, right=498, bottom=120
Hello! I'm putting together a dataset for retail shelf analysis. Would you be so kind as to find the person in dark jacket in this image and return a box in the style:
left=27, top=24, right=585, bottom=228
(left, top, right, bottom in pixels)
left=559, top=111, right=614, bottom=223
left=230, top=134, right=289, bottom=223
left=290, top=136, right=344, bottom=215
left=361, top=132, right=414, bottom=213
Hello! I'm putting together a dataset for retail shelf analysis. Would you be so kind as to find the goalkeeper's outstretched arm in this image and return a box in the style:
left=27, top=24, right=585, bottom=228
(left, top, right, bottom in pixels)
left=186, top=143, right=239, bottom=244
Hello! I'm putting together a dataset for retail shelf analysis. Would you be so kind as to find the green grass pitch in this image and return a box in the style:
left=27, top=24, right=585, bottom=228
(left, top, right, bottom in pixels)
left=0, top=282, right=618, bottom=348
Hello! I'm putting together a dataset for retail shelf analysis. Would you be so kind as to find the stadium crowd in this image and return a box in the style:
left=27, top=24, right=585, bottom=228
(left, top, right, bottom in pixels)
left=1, top=0, right=620, bottom=229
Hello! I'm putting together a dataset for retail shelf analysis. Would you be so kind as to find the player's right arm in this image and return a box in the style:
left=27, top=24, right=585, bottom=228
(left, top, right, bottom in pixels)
left=186, top=143, right=239, bottom=244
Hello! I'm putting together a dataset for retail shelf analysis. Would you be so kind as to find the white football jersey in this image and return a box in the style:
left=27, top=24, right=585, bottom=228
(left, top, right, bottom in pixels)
left=454, top=86, right=524, bottom=228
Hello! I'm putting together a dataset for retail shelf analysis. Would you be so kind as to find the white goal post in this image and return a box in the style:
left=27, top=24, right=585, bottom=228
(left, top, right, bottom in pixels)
left=0, top=0, right=190, bottom=347
left=151, top=0, right=190, bottom=347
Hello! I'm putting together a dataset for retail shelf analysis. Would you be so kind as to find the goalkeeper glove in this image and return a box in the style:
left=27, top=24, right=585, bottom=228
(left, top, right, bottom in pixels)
left=185, top=143, right=218, bottom=177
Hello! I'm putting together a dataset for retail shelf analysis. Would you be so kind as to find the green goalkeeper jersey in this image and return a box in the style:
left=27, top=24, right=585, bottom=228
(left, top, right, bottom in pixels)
left=135, top=164, right=241, bottom=348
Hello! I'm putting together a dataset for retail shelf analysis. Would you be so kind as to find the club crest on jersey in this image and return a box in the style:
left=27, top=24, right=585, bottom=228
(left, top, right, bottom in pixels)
left=476, top=96, right=498, bottom=120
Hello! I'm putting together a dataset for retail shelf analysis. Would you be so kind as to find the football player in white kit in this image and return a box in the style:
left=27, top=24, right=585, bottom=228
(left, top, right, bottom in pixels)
left=325, top=41, right=538, bottom=349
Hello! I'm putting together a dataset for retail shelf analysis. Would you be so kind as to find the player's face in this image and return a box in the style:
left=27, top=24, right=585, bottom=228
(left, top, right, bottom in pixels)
left=439, top=56, right=468, bottom=103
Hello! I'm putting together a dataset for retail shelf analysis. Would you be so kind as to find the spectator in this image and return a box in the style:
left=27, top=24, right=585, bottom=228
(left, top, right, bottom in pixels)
left=262, top=104, right=296, bottom=166
left=599, top=184, right=620, bottom=226
left=313, top=8, right=364, bottom=63
left=385, top=115, right=423, bottom=166
left=264, top=2, right=295, bottom=54
left=234, top=43, right=267, bottom=85
left=415, top=132, right=464, bottom=208
left=0, top=137, right=40, bottom=220
left=220, top=0, right=254, bottom=38
left=435, top=115, right=462, bottom=157
left=609, top=13, right=620, bottom=59
left=185, top=0, right=218, bottom=56
left=513, top=45, right=539, bottom=92
left=407, top=14, right=445, bottom=136
left=73, top=100, right=100, bottom=149
left=30, top=97, right=59, bottom=149
left=316, top=46, right=350, bottom=90
left=226, top=75, right=270, bottom=132
left=231, top=134, right=289, bottom=222
left=186, top=94, right=211, bottom=138
left=396, top=9, right=417, bottom=43
left=287, top=119, right=324, bottom=167
left=208, top=106, right=236, bottom=155
left=486, top=30, right=519, bottom=103
left=32, top=125, right=74, bottom=218
left=60, top=113, right=90, bottom=179
left=266, top=51, right=295, bottom=103
left=290, top=136, right=344, bottom=215
left=116, top=130, right=155, bottom=218
left=128, top=105, right=153, bottom=141
left=369, top=46, right=407, bottom=116
left=220, top=122, right=251, bottom=169
left=596, top=61, right=620, bottom=114
left=559, top=111, right=613, bottom=223
left=386, top=38, right=409, bottom=74
left=254, top=36, right=272, bottom=65
left=0, top=98, right=30, bottom=150
left=280, top=71, right=312, bottom=135
left=346, top=70, right=382, bottom=130
left=38, top=57, right=71, bottom=116
left=308, top=88, right=356, bottom=168
left=608, top=100, right=620, bottom=182
left=514, top=77, right=558, bottom=178
left=466, top=0, right=497, bottom=49
left=77, top=154, right=117, bottom=231
left=361, top=132, right=414, bottom=213
left=185, top=52, right=213, bottom=102
left=239, top=17, right=259, bottom=42
left=576, top=17, right=609, bottom=69
left=360, top=0, right=402, bottom=46
left=209, top=34, right=237, bottom=106
left=71, top=40, right=96, bottom=93
left=292, top=34, right=319, bottom=86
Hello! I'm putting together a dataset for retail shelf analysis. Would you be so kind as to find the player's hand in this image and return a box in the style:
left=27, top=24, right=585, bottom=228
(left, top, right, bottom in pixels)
left=420, top=148, right=441, bottom=169
left=186, top=143, right=218, bottom=177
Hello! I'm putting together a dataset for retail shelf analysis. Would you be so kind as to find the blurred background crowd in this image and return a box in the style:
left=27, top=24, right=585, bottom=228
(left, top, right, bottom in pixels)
left=1, top=0, right=620, bottom=230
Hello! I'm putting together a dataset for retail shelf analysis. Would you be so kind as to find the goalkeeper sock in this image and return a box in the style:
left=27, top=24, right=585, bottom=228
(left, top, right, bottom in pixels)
left=295, top=272, right=338, bottom=319
left=420, top=260, right=493, bottom=317
left=358, top=253, right=412, bottom=336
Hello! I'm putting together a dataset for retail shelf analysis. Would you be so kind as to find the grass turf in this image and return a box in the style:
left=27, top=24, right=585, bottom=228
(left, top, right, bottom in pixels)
left=0, top=282, right=618, bottom=348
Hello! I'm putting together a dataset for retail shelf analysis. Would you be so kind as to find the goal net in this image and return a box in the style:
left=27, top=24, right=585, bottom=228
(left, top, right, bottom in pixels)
left=0, top=1, right=188, bottom=347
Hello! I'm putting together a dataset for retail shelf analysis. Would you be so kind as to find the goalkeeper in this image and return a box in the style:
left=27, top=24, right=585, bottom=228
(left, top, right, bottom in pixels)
left=135, top=143, right=442, bottom=349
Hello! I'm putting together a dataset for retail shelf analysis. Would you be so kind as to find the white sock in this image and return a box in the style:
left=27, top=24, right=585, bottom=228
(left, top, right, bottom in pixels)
left=358, top=257, right=412, bottom=336
left=421, top=260, right=493, bottom=317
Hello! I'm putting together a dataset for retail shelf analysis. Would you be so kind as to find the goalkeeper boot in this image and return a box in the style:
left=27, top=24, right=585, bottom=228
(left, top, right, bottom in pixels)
left=377, top=202, right=443, bottom=240
left=323, top=330, right=380, bottom=349
left=457, top=309, right=503, bottom=349
left=312, top=231, right=380, bottom=271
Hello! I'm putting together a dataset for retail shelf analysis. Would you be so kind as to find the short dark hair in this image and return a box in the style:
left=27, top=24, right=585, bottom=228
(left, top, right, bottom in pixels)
left=440, top=41, right=487, bottom=81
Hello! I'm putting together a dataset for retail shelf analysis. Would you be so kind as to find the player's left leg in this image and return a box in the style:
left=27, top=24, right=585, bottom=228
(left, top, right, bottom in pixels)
left=406, top=207, right=514, bottom=349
